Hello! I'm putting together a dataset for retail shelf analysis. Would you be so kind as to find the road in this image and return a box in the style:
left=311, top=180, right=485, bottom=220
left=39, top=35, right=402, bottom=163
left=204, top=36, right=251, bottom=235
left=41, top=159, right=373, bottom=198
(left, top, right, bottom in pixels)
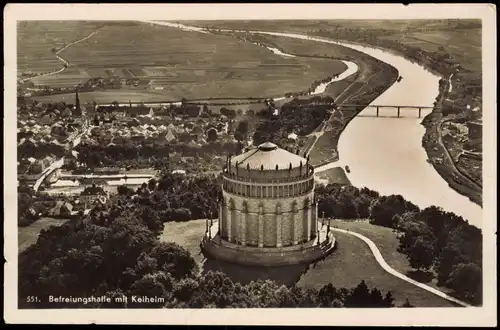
left=302, top=66, right=369, bottom=158
left=33, top=158, right=65, bottom=191
left=331, top=227, right=472, bottom=307
left=32, top=121, right=89, bottom=192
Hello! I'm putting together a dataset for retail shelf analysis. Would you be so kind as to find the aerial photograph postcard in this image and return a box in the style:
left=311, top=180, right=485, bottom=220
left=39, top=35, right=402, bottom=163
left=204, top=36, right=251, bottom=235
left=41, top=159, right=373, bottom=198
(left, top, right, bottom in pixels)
left=4, top=3, right=497, bottom=327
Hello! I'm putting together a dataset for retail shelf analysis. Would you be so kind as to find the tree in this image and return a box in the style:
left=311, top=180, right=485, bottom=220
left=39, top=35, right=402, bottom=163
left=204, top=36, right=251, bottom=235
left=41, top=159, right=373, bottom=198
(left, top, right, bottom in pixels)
left=148, top=178, right=157, bottom=191
left=207, top=128, right=218, bottom=142
left=129, top=274, right=167, bottom=308
left=406, top=236, right=436, bottom=271
left=344, top=280, right=371, bottom=307
left=117, top=185, right=135, bottom=196
left=234, top=120, right=249, bottom=142
left=369, top=194, right=419, bottom=228
left=397, top=219, right=435, bottom=256
left=445, top=262, right=482, bottom=303
left=436, top=242, right=466, bottom=285
left=401, top=298, right=414, bottom=307
left=383, top=291, right=395, bottom=307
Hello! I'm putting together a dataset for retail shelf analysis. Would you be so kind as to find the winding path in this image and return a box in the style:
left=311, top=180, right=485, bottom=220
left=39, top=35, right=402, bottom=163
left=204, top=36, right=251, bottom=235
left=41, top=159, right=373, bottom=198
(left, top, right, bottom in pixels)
left=21, top=28, right=102, bottom=83
left=331, top=227, right=472, bottom=307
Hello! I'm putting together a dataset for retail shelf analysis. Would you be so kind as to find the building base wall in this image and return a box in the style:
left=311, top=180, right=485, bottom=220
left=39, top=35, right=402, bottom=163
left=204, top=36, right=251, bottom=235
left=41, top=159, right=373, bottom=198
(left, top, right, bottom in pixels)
left=201, top=234, right=336, bottom=267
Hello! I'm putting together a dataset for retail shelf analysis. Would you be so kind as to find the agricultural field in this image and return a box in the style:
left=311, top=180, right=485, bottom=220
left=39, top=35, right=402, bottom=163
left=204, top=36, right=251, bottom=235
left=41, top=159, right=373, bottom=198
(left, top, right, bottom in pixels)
left=186, top=19, right=457, bottom=34
left=190, top=19, right=481, bottom=74
left=379, top=28, right=482, bottom=73
left=20, top=21, right=350, bottom=102
left=17, top=21, right=105, bottom=74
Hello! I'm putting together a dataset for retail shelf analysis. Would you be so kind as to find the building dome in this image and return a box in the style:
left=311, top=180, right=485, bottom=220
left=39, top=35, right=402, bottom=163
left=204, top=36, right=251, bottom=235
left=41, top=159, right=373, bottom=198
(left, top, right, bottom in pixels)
left=230, top=142, right=307, bottom=171
left=227, top=142, right=313, bottom=181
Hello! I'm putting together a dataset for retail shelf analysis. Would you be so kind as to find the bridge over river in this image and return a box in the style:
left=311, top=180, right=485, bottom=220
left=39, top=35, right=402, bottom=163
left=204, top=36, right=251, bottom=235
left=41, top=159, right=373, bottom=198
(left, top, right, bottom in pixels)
left=336, top=104, right=436, bottom=118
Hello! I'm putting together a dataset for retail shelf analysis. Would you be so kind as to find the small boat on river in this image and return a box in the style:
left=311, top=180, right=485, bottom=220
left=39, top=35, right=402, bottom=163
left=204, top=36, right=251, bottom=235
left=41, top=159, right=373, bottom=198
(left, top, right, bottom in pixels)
left=345, top=165, right=351, bottom=173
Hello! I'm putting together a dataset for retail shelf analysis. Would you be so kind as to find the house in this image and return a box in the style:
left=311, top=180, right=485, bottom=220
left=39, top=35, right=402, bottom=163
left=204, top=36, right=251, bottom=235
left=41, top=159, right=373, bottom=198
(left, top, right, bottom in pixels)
left=61, top=108, right=73, bottom=118
left=192, top=126, right=204, bottom=135
left=39, top=114, right=52, bottom=126
left=178, top=132, right=195, bottom=143
left=467, top=121, right=482, bottom=140
left=287, top=133, right=298, bottom=140
left=48, top=201, right=74, bottom=218
left=80, top=184, right=109, bottom=208
left=165, top=129, right=176, bottom=142
left=29, top=156, right=52, bottom=174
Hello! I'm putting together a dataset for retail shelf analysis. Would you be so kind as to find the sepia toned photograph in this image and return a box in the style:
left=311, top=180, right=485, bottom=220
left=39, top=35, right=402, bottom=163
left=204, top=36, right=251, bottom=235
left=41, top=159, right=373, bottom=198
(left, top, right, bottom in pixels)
left=4, top=3, right=497, bottom=326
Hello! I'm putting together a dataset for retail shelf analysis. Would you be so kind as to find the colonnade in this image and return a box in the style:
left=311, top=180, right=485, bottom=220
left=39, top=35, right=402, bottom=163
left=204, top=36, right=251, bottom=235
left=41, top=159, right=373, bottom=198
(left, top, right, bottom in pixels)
left=219, top=200, right=318, bottom=248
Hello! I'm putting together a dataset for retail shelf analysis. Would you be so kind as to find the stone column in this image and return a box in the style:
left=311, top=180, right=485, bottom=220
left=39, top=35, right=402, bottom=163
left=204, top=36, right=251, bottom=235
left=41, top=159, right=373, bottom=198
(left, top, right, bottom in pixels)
left=235, top=210, right=241, bottom=243
left=315, top=203, right=319, bottom=233
left=291, top=212, right=298, bottom=245
left=240, top=211, right=247, bottom=246
left=311, top=203, right=317, bottom=233
left=306, top=207, right=311, bottom=241
left=276, top=204, right=282, bottom=248
left=258, top=205, right=264, bottom=247
left=227, top=206, right=232, bottom=242
left=219, top=203, right=223, bottom=235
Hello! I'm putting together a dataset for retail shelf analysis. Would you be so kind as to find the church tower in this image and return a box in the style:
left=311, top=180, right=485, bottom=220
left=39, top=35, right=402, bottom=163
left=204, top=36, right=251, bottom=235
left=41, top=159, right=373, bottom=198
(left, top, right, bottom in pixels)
left=75, top=89, right=81, bottom=115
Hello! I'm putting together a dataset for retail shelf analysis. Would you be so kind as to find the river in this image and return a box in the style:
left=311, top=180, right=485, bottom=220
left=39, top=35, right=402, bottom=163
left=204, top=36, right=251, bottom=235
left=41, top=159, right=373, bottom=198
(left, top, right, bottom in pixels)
left=144, top=21, right=482, bottom=228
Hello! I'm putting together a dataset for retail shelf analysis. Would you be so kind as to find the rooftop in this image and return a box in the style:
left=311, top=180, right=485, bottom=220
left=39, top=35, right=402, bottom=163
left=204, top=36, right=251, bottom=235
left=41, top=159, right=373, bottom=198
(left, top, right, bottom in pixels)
left=230, top=142, right=308, bottom=171
left=81, top=185, right=107, bottom=196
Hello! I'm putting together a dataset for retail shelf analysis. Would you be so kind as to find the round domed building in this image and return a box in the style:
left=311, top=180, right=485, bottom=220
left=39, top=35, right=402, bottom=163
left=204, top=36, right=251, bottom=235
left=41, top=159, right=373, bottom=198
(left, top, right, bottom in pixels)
left=201, top=142, right=335, bottom=266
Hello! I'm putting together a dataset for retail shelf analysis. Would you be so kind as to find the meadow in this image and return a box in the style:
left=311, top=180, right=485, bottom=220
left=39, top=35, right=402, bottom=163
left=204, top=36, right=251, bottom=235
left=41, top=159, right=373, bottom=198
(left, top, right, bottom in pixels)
left=20, top=21, right=348, bottom=102
left=18, top=217, right=70, bottom=253
left=161, top=218, right=456, bottom=307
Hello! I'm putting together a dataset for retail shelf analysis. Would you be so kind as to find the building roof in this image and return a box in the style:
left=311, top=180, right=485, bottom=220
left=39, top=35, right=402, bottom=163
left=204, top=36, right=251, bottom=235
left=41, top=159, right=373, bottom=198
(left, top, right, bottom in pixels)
left=467, top=121, right=483, bottom=127
left=81, top=185, right=107, bottom=196
left=230, top=142, right=307, bottom=170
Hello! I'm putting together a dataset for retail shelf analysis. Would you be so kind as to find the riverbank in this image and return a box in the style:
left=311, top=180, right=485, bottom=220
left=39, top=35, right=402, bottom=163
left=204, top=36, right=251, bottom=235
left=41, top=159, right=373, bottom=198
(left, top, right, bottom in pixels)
left=421, top=99, right=483, bottom=206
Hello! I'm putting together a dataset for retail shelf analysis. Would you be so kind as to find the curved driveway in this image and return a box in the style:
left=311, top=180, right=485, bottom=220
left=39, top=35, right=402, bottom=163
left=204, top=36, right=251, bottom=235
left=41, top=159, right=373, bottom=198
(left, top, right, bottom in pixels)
left=331, top=227, right=472, bottom=307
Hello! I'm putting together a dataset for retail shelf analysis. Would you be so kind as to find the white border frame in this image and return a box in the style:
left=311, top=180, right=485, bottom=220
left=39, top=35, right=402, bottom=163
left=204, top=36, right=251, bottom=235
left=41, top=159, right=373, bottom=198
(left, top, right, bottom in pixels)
left=3, top=3, right=497, bottom=326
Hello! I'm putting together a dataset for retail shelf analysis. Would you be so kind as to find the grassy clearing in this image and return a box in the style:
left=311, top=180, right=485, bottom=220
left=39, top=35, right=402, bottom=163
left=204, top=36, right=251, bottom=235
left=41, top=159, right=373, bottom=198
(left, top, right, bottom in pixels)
left=331, top=220, right=457, bottom=298
left=309, top=131, right=340, bottom=166
left=18, top=217, right=70, bottom=253
left=315, top=167, right=351, bottom=186
left=298, top=230, right=455, bottom=307
left=161, top=219, right=456, bottom=306
left=161, top=219, right=208, bottom=264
